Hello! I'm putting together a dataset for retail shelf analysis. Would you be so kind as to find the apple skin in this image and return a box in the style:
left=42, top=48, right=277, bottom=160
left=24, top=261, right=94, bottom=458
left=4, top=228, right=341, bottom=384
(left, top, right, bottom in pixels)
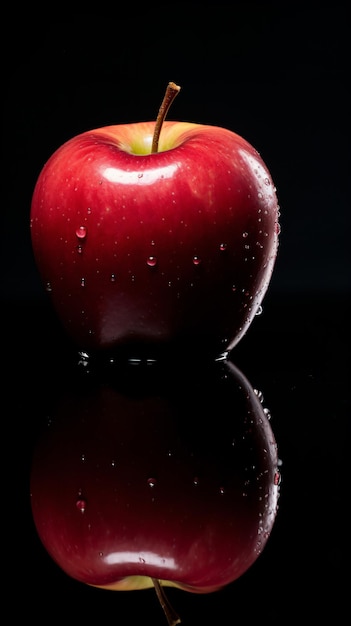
left=30, top=121, right=280, bottom=359
left=30, top=357, right=280, bottom=594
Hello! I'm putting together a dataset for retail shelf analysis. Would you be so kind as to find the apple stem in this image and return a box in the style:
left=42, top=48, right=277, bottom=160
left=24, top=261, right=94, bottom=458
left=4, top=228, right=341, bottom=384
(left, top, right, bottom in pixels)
left=151, top=82, right=181, bottom=154
left=151, top=578, right=182, bottom=625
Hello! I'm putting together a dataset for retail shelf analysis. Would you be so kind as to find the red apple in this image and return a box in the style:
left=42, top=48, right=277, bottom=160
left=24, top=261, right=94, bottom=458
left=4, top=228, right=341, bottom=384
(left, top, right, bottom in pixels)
left=30, top=83, right=280, bottom=359
left=30, top=357, right=281, bottom=623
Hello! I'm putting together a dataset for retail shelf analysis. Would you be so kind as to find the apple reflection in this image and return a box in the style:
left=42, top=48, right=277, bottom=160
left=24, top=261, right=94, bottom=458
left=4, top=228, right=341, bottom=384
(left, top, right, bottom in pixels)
left=30, top=356, right=281, bottom=601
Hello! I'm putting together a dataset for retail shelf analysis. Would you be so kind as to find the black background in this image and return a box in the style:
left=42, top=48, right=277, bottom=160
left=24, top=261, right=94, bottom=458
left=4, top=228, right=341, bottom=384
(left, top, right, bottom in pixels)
left=3, top=4, right=350, bottom=624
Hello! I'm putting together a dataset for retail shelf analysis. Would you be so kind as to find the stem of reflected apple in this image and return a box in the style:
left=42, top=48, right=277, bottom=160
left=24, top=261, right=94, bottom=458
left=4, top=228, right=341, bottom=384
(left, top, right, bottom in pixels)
left=151, top=82, right=181, bottom=154
left=152, top=578, right=182, bottom=625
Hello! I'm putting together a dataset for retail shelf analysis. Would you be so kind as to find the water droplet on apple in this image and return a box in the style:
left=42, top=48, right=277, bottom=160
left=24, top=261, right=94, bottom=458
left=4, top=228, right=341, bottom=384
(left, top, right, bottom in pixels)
left=139, top=556, right=146, bottom=564
left=76, top=226, right=87, bottom=239
left=263, top=407, right=271, bottom=420
left=219, top=486, right=226, bottom=495
left=110, top=273, right=117, bottom=282
left=147, top=478, right=157, bottom=488
left=78, top=351, right=90, bottom=367
left=219, top=243, right=227, bottom=251
left=274, top=470, right=281, bottom=486
left=147, top=256, right=157, bottom=267
left=193, top=476, right=200, bottom=486
left=275, top=222, right=281, bottom=235
left=231, top=285, right=237, bottom=292
left=255, top=305, right=263, bottom=316
left=254, top=389, right=264, bottom=403
left=242, top=232, right=248, bottom=238
left=45, top=281, right=52, bottom=292
left=80, top=277, right=86, bottom=287
left=192, top=255, right=201, bottom=265
left=264, top=177, right=271, bottom=185
left=76, top=498, right=87, bottom=513
left=137, top=173, right=143, bottom=179
left=77, top=245, right=83, bottom=254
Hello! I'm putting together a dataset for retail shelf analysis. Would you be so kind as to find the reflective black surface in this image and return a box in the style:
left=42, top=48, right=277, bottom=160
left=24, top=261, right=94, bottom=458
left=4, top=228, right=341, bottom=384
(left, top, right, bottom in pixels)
left=5, top=292, right=349, bottom=623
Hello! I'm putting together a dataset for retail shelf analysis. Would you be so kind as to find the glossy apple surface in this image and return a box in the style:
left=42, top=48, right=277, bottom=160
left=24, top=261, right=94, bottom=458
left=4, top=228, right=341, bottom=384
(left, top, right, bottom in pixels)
left=30, top=358, right=281, bottom=594
left=30, top=119, right=280, bottom=359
